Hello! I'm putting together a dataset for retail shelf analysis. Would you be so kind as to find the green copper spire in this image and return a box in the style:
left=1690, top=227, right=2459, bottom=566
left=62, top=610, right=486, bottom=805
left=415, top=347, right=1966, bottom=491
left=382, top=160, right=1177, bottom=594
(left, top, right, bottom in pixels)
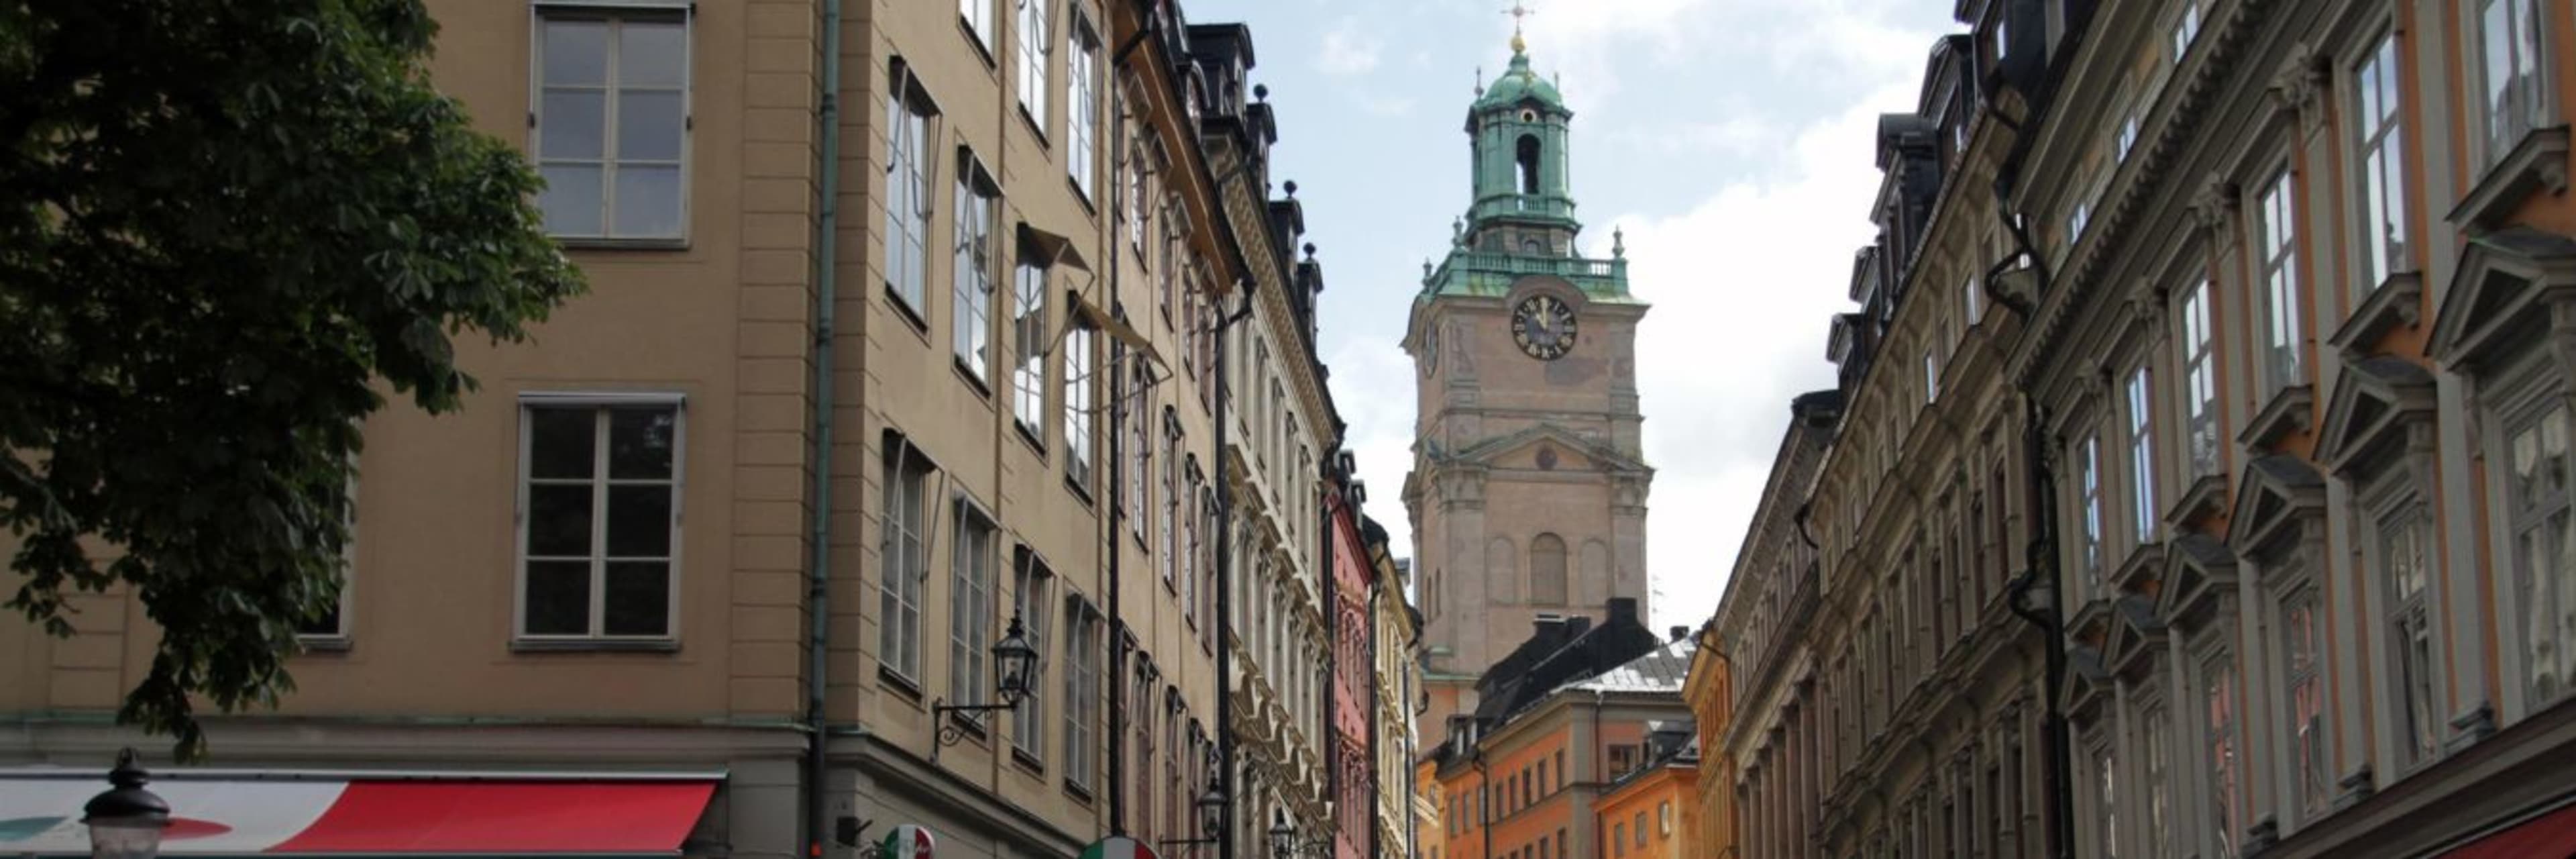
left=1422, top=26, right=1631, bottom=305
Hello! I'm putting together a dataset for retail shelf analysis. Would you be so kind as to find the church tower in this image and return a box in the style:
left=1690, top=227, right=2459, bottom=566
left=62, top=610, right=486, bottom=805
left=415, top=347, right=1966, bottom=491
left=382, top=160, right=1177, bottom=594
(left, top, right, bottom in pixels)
left=1401, top=27, right=1654, bottom=732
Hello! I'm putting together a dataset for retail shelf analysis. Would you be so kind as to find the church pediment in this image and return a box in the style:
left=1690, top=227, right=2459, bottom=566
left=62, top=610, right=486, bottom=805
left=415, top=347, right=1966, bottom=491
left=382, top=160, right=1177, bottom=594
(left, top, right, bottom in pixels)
left=1444, top=424, right=1650, bottom=475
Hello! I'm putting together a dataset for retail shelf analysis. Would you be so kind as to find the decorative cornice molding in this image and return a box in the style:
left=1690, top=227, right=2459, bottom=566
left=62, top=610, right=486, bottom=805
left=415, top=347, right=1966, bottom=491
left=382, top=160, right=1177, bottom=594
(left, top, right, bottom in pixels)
left=2267, top=42, right=2328, bottom=135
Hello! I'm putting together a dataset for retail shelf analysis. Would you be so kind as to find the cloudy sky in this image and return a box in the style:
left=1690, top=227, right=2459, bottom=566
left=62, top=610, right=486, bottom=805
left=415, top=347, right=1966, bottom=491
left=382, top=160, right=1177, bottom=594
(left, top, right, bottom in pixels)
left=1186, top=0, right=1960, bottom=629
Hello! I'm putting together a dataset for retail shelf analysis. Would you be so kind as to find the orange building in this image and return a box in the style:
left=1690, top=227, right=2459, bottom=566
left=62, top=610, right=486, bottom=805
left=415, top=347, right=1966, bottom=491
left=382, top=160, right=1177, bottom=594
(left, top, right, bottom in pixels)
left=1592, top=723, right=1699, bottom=859
left=1424, top=601, right=1693, bottom=859
left=1680, top=624, right=1733, bottom=859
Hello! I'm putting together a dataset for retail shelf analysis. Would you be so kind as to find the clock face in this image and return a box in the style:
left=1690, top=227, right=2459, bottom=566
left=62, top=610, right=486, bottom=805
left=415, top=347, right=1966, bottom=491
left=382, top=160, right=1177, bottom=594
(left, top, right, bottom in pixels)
left=1511, top=295, right=1578, bottom=360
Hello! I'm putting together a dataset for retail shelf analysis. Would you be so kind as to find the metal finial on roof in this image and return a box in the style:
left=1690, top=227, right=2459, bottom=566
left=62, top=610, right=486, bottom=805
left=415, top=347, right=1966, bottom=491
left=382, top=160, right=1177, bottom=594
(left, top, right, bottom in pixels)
left=1504, top=1, right=1534, bottom=54
left=1613, top=225, right=1626, bottom=258
left=1473, top=66, right=1484, bottom=97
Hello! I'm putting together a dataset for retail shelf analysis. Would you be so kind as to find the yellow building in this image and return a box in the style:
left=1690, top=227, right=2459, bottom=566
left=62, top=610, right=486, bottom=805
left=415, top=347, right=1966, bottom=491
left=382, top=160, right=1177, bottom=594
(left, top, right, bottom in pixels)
left=1591, top=723, right=1698, bottom=859
left=1680, top=624, right=1734, bottom=859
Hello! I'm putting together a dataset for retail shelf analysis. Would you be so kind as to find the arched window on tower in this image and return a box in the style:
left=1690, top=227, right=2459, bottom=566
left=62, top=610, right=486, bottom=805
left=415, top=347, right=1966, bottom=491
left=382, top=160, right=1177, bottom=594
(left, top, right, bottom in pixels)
left=1532, top=533, right=1568, bottom=605
left=1516, top=134, right=1542, bottom=195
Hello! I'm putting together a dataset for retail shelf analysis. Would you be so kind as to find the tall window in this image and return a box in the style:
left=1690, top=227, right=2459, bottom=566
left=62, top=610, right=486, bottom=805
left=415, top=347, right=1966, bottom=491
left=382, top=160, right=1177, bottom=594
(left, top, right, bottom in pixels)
left=2381, top=510, right=2440, bottom=768
left=1012, top=261, right=1048, bottom=438
left=2143, top=707, right=2172, bottom=859
left=1516, top=135, right=1542, bottom=195
left=2205, top=656, right=2240, bottom=858
left=2475, top=0, right=2549, bottom=163
left=1065, top=323, right=1095, bottom=490
left=1017, top=0, right=1049, bottom=130
left=2284, top=589, right=2329, bottom=815
left=1063, top=599, right=1101, bottom=790
left=534, top=13, right=688, bottom=240
left=953, top=156, right=997, bottom=381
left=2094, top=746, right=2120, bottom=859
left=1011, top=555, right=1053, bottom=760
left=959, top=0, right=995, bottom=55
left=2179, top=281, right=2221, bottom=477
left=1068, top=15, right=1100, bottom=197
left=2256, top=170, right=2303, bottom=395
left=879, top=442, right=930, bottom=681
left=2171, top=1, right=2201, bottom=58
left=1963, top=273, right=1983, bottom=329
left=1925, top=349, right=1943, bottom=403
left=520, top=400, right=680, bottom=640
left=2506, top=404, right=2574, bottom=707
left=951, top=506, right=998, bottom=711
left=1531, top=534, right=1568, bottom=605
left=1128, top=362, right=1149, bottom=539
left=2078, top=434, right=2104, bottom=586
left=1161, top=421, right=1179, bottom=588
left=1183, top=470, right=1201, bottom=625
left=2353, top=32, right=2410, bottom=295
left=884, top=68, right=936, bottom=315
left=2127, top=366, right=2157, bottom=542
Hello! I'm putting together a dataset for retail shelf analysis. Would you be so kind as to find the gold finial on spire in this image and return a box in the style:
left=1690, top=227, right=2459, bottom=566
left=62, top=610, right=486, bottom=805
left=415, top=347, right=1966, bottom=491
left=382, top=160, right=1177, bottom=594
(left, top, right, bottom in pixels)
left=1504, top=1, right=1534, bottom=54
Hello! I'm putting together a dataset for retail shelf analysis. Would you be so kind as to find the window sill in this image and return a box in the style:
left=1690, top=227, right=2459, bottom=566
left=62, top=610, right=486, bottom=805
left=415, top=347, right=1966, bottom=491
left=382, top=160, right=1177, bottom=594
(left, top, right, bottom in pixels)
left=554, top=235, right=690, bottom=252
left=511, top=637, right=681, bottom=654
left=1015, top=422, right=1049, bottom=458
left=1018, top=105, right=1051, bottom=148
left=1010, top=747, right=1046, bottom=775
left=879, top=666, right=926, bottom=703
left=955, top=358, right=996, bottom=399
left=947, top=711, right=992, bottom=744
left=957, top=19, right=998, bottom=70
left=885, top=285, right=931, bottom=336
left=2449, top=125, right=2569, bottom=230
left=1063, top=780, right=1095, bottom=806
left=294, top=635, right=354, bottom=654
left=1066, top=473, right=1096, bottom=507
left=1069, top=177, right=1097, bottom=215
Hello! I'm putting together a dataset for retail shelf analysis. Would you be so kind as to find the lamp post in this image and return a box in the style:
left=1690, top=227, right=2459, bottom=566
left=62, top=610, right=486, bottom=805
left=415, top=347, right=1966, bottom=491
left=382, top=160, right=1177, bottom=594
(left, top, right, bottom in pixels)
left=1159, top=764, right=1228, bottom=850
left=932, top=614, right=1042, bottom=748
left=83, top=748, right=169, bottom=859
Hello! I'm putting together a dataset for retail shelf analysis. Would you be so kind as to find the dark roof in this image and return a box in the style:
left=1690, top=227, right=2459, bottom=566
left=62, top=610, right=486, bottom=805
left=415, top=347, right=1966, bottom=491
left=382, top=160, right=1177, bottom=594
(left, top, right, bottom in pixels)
left=1472, top=597, right=1661, bottom=725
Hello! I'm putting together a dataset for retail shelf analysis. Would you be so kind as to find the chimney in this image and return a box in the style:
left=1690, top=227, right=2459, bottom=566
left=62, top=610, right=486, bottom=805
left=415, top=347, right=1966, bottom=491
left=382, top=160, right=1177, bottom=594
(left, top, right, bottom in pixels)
left=1670, top=625, right=1691, bottom=643
left=1564, top=615, right=1593, bottom=638
left=1607, top=597, right=1640, bottom=625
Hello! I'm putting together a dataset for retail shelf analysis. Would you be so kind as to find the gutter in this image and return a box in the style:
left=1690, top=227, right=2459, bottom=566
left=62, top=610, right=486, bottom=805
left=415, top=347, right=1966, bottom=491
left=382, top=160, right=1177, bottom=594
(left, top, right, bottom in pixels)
left=803, top=0, right=847, bottom=855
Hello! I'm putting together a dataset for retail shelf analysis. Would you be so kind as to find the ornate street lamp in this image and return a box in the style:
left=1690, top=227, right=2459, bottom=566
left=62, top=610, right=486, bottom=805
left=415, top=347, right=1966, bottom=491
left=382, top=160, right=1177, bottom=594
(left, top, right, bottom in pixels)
left=932, top=614, right=1042, bottom=747
left=83, top=748, right=170, bottom=859
left=1265, top=810, right=1329, bottom=859
left=1161, top=750, right=1229, bottom=850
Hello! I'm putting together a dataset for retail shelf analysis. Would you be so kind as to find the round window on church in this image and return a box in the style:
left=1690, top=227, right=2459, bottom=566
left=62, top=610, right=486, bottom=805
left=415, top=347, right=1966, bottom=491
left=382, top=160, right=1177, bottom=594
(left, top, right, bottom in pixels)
left=1519, top=108, right=1538, bottom=123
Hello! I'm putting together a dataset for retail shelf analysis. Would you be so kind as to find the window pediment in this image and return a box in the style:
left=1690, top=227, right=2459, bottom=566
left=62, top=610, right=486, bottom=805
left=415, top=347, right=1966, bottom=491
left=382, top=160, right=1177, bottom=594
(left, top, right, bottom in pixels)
left=2063, top=646, right=2114, bottom=725
left=2160, top=532, right=2239, bottom=634
left=2327, top=272, right=2425, bottom=364
left=2430, top=226, right=2576, bottom=372
left=2110, top=540, right=2167, bottom=599
left=2228, top=454, right=2326, bottom=562
left=2314, top=356, right=2436, bottom=477
left=2104, top=594, right=2169, bottom=683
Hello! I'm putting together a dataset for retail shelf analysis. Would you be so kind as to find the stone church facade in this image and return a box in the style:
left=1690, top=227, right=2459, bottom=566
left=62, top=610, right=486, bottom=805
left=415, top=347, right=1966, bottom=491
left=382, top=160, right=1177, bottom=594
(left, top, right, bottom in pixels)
left=1402, top=34, right=1655, bottom=734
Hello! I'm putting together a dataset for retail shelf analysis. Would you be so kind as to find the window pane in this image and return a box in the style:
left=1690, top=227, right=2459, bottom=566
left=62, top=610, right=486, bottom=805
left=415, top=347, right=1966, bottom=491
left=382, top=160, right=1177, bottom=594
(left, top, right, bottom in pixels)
left=525, top=560, right=593, bottom=634
left=528, top=484, right=595, bottom=557
left=543, top=19, right=610, bottom=86
left=618, top=21, right=687, bottom=87
left=530, top=409, right=597, bottom=478
left=614, top=165, right=685, bottom=238
left=603, top=560, right=672, bottom=636
left=607, top=485, right=673, bottom=556
left=540, top=166, right=606, bottom=236
left=608, top=408, right=677, bottom=478
left=541, top=91, right=607, bottom=160
left=617, top=91, right=686, bottom=161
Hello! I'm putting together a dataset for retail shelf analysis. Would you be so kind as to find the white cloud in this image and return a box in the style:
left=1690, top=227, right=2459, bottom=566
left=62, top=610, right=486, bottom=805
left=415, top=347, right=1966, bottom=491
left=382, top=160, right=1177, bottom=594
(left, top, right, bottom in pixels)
left=1356, top=93, right=1419, bottom=117
left=1589, top=82, right=1923, bottom=630
left=1318, top=17, right=1383, bottom=77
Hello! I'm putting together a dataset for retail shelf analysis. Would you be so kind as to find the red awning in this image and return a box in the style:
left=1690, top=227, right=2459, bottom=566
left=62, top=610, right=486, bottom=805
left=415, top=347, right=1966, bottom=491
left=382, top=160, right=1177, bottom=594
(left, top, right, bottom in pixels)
left=2443, top=801, right=2576, bottom=859
left=270, top=780, right=717, bottom=854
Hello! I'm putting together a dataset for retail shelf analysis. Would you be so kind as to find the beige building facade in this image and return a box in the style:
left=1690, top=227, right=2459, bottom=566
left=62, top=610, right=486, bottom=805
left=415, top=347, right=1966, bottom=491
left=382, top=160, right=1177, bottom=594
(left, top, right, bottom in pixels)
left=2, top=1, right=1350, bottom=858
left=1707, top=0, right=2576, bottom=856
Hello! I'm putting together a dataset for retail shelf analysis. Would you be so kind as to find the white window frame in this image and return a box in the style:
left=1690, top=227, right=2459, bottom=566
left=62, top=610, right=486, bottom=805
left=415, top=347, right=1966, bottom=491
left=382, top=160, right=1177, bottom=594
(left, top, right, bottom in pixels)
left=1062, top=597, right=1101, bottom=791
left=2077, top=432, right=2105, bottom=587
left=2201, top=649, right=2240, bottom=858
left=1010, top=552, right=1053, bottom=762
left=530, top=7, right=692, bottom=243
left=879, top=437, right=932, bottom=683
left=1013, top=260, right=1049, bottom=441
left=1126, top=360, right=1150, bottom=542
left=2254, top=168, right=2304, bottom=396
left=2141, top=703, right=2172, bottom=859
left=514, top=392, right=686, bottom=644
left=2127, top=366, right=2157, bottom=543
left=959, top=0, right=996, bottom=57
left=949, top=499, right=999, bottom=719
left=1065, top=320, right=1096, bottom=492
left=1018, top=0, right=1051, bottom=132
left=297, top=472, right=360, bottom=645
left=2171, top=1, right=2202, bottom=60
left=885, top=64, right=938, bottom=318
left=1068, top=11, right=1101, bottom=198
left=2496, top=372, right=2576, bottom=715
left=2278, top=582, right=2330, bottom=819
left=2349, top=29, right=2410, bottom=300
left=953, top=152, right=998, bottom=383
left=2177, top=279, right=2221, bottom=478
left=2469, top=0, right=2553, bottom=167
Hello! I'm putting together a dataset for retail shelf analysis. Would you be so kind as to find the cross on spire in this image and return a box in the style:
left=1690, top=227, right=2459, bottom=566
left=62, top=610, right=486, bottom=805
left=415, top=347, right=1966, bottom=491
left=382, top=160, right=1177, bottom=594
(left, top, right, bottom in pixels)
left=1504, top=1, right=1534, bottom=53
